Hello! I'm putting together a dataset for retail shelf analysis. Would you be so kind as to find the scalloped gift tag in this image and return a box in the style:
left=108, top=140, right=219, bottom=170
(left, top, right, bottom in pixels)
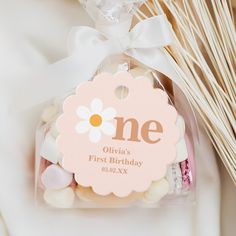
left=56, top=71, right=179, bottom=197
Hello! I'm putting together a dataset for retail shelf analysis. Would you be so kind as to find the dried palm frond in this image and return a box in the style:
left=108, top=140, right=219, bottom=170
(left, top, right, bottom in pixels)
left=137, top=0, right=236, bottom=184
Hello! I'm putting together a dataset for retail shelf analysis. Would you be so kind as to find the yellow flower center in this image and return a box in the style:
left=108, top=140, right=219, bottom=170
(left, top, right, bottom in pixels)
left=89, top=114, right=102, bottom=127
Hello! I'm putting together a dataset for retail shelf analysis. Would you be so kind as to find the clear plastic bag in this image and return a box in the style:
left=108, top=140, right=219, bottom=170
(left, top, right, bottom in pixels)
left=34, top=0, right=196, bottom=208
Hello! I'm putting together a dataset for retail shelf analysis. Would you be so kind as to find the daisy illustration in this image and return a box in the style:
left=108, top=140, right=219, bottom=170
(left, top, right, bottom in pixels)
left=75, top=98, right=117, bottom=143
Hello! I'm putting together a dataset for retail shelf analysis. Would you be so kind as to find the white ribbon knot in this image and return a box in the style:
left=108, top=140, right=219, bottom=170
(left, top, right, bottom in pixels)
left=69, top=15, right=174, bottom=56
left=112, top=34, right=131, bottom=53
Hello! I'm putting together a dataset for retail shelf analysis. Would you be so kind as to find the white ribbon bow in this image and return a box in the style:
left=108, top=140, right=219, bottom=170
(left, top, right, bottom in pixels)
left=12, top=15, right=181, bottom=110
left=69, top=15, right=173, bottom=54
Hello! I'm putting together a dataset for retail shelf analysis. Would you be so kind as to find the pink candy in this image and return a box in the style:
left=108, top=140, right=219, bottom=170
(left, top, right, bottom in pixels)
left=41, top=164, right=73, bottom=190
left=180, top=135, right=195, bottom=189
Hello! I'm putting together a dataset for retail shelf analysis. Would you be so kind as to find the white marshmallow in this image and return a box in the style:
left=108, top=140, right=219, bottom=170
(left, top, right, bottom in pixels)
left=43, top=187, right=75, bottom=208
left=41, top=104, right=58, bottom=123
left=49, top=121, right=59, bottom=138
left=75, top=185, right=143, bottom=206
left=101, top=62, right=153, bottom=86
left=175, top=137, right=188, bottom=163
left=41, top=164, right=73, bottom=190
left=166, top=163, right=183, bottom=194
left=176, top=115, right=185, bottom=138
left=130, top=67, right=154, bottom=87
left=75, top=186, right=93, bottom=202
left=143, top=178, right=169, bottom=203
left=40, top=133, right=61, bottom=164
left=100, top=63, right=120, bottom=74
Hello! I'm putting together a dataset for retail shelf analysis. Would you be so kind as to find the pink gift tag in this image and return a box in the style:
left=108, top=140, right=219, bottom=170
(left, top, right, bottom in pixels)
left=56, top=72, right=179, bottom=197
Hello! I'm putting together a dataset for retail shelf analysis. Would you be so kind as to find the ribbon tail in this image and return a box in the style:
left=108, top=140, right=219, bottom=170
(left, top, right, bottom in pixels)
left=126, top=48, right=181, bottom=86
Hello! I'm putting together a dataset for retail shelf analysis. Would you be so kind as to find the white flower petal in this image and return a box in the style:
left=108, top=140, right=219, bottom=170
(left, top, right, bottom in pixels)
left=101, top=107, right=117, bottom=120
left=76, top=106, right=91, bottom=119
left=101, top=122, right=115, bottom=135
left=89, top=128, right=101, bottom=143
left=90, top=98, right=103, bottom=114
left=75, top=121, right=90, bottom=134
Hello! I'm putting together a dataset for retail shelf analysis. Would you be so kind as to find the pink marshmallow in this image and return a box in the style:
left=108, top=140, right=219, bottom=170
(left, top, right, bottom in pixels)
left=180, top=135, right=195, bottom=189
left=41, top=164, right=73, bottom=190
